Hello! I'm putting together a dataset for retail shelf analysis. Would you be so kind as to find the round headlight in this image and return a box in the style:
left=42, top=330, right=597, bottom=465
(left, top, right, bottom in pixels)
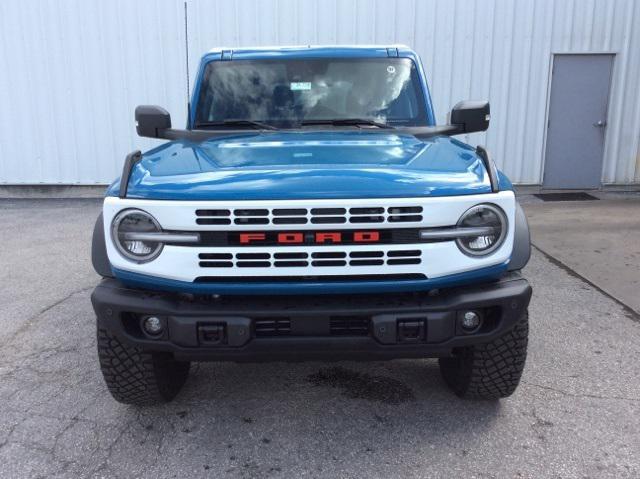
left=455, top=204, right=507, bottom=257
left=111, top=209, right=163, bottom=263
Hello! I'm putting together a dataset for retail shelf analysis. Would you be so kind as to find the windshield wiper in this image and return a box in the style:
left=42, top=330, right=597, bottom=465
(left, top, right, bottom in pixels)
left=195, top=120, right=277, bottom=130
left=300, top=118, right=394, bottom=129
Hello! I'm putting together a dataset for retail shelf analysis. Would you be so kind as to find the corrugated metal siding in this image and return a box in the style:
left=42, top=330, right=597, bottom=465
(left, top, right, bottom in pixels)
left=0, top=0, right=187, bottom=184
left=1, top=0, right=639, bottom=185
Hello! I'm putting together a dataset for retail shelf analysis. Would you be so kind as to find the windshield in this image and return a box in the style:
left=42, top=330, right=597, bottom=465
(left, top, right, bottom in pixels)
left=194, top=58, right=428, bottom=128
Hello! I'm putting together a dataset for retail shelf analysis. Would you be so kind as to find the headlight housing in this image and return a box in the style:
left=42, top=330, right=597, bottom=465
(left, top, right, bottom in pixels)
left=455, top=204, right=507, bottom=256
left=111, top=209, right=164, bottom=263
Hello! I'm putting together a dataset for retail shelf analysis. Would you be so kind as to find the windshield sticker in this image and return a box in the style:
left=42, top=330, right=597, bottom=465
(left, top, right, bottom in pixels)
left=387, top=65, right=396, bottom=74
left=290, top=82, right=312, bottom=91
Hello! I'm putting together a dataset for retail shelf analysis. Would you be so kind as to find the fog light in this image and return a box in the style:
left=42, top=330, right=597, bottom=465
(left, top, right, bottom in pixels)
left=461, top=311, right=481, bottom=331
left=142, top=316, right=163, bottom=336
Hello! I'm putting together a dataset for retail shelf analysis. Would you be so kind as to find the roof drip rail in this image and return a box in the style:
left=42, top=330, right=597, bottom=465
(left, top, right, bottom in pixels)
left=119, top=150, right=142, bottom=199
left=476, top=145, right=499, bottom=193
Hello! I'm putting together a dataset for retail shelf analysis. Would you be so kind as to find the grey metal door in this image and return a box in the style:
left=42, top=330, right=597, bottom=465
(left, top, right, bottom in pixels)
left=543, top=54, right=613, bottom=189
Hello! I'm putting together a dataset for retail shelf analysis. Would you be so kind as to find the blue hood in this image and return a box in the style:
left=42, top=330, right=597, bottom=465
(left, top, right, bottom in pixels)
left=108, top=132, right=502, bottom=200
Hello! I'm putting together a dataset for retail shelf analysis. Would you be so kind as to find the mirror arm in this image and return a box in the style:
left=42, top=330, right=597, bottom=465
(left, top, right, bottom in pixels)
left=154, top=128, right=262, bottom=141
left=405, top=124, right=464, bottom=140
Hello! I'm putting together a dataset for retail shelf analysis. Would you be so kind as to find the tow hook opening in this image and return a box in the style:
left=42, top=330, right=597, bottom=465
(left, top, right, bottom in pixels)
left=198, top=323, right=226, bottom=345
left=397, top=319, right=426, bottom=343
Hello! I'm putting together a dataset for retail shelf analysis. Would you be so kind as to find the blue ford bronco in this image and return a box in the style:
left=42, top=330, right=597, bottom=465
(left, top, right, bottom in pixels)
left=91, top=45, right=531, bottom=405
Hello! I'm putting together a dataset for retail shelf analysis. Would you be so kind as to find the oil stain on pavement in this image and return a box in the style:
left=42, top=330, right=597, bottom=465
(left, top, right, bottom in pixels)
left=307, top=366, right=415, bottom=404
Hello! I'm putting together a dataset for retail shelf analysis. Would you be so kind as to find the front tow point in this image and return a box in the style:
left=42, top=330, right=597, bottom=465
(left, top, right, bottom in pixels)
left=397, top=319, right=425, bottom=343
left=372, top=314, right=428, bottom=344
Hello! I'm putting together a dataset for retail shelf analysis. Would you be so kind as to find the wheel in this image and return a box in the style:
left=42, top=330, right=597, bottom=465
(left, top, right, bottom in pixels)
left=97, top=327, right=190, bottom=406
left=439, top=311, right=529, bottom=399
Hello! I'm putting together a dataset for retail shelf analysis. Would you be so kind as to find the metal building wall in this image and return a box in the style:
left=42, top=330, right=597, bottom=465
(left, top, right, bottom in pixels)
left=0, top=0, right=188, bottom=184
left=1, top=0, right=639, bottom=185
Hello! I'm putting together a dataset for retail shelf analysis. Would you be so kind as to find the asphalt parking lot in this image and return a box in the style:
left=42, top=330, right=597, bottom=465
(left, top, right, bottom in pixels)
left=1, top=197, right=639, bottom=478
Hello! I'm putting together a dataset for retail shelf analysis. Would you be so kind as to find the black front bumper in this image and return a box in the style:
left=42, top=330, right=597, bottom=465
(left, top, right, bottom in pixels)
left=91, top=273, right=531, bottom=362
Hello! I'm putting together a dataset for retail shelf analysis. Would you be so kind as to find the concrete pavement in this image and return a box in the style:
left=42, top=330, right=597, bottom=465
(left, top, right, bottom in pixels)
left=524, top=195, right=640, bottom=315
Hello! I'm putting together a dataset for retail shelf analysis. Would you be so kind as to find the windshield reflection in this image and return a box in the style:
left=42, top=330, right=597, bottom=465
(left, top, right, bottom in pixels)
left=195, top=58, right=428, bottom=128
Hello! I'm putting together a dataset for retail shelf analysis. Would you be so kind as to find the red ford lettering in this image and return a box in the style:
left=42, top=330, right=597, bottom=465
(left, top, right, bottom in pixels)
left=239, top=233, right=266, bottom=244
left=354, top=231, right=380, bottom=242
left=315, top=232, right=342, bottom=244
left=278, top=232, right=304, bottom=244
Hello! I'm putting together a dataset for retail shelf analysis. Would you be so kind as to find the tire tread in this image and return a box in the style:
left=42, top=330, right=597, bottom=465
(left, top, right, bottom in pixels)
left=439, top=312, right=529, bottom=399
left=97, top=328, right=190, bottom=406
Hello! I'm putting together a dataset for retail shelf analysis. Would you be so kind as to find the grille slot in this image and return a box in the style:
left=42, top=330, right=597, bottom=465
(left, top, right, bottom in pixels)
left=196, top=209, right=230, bottom=217
left=350, top=251, right=384, bottom=258
left=274, top=252, right=308, bottom=259
left=387, top=258, right=421, bottom=265
left=350, top=207, right=384, bottom=215
left=312, top=260, right=347, bottom=267
left=199, top=261, right=233, bottom=268
left=330, top=316, right=371, bottom=336
left=388, top=206, right=422, bottom=214
left=312, top=252, right=346, bottom=259
left=235, top=209, right=268, bottom=216
left=274, top=260, right=308, bottom=267
left=311, top=208, right=346, bottom=215
left=199, top=253, right=232, bottom=260
left=388, top=250, right=422, bottom=257
left=311, top=216, right=347, bottom=224
left=197, top=218, right=231, bottom=225
left=389, top=215, right=423, bottom=223
left=236, top=253, right=270, bottom=260
left=350, top=216, right=384, bottom=223
left=350, top=259, right=384, bottom=266
left=234, top=217, right=269, bottom=225
left=236, top=261, right=271, bottom=268
left=254, top=318, right=291, bottom=337
left=273, top=217, right=307, bottom=224
left=273, top=208, right=307, bottom=216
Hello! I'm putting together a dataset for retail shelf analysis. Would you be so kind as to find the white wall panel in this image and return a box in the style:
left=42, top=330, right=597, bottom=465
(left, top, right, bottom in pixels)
left=0, top=0, right=187, bottom=184
left=1, top=0, right=639, bottom=185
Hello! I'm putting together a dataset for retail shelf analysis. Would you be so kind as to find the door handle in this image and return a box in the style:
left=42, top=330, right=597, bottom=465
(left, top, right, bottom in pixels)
left=593, top=120, right=607, bottom=127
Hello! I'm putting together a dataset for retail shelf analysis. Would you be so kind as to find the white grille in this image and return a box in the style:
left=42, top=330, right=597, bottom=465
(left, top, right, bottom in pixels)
left=103, top=192, right=516, bottom=283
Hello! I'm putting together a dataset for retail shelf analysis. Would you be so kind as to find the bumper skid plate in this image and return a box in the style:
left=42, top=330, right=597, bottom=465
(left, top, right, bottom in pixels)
left=92, top=273, right=531, bottom=361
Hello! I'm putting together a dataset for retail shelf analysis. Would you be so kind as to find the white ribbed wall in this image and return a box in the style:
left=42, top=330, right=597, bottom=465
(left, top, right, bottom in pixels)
left=1, top=0, right=639, bottom=185
left=0, top=0, right=188, bottom=184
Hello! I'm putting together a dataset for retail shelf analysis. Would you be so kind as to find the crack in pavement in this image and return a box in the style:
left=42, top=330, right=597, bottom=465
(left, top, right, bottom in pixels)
left=522, top=380, right=640, bottom=403
left=1, top=284, right=97, bottom=347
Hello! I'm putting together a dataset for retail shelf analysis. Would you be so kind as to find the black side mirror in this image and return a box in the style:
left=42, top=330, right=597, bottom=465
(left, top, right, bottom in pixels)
left=450, top=101, right=490, bottom=134
left=135, top=105, right=171, bottom=138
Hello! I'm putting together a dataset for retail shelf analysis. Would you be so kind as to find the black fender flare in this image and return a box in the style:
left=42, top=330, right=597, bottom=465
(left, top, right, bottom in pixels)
left=92, top=212, right=114, bottom=278
left=508, top=202, right=531, bottom=271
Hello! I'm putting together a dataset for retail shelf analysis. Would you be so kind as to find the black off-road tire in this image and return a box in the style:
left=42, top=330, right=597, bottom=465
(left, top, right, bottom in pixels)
left=439, top=311, right=529, bottom=399
left=97, top=328, right=190, bottom=406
